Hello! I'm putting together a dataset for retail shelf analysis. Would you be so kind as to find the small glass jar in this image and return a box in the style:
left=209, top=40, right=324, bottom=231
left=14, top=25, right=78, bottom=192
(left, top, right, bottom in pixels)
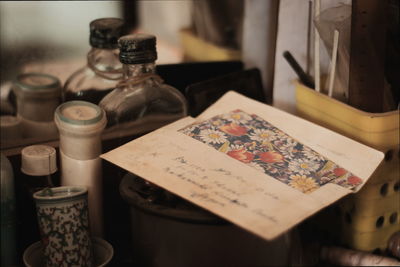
left=11, top=72, right=61, bottom=138
left=63, top=18, right=125, bottom=104
left=99, top=33, right=188, bottom=136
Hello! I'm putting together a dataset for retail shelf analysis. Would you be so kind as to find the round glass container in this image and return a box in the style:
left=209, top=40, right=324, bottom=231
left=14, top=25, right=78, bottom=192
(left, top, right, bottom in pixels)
left=12, top=73, right=61, bottom=122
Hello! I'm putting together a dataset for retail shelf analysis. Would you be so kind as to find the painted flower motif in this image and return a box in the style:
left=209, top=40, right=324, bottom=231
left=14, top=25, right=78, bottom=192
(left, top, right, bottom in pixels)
left=227, top=148, right=254, bottom=163
left=302, top=146, right=326, bottom=162
left=289, top=174, right=319, bottom=193
left=259, top=151, right=284, bottom=163
left=264, top=164, right=279, bottom=174
left=179, top=109, right=360, bottom=194
left=229, top=144, right=245, bottom=151
left=277, top=139, right=299, bottom=158
left=347, top=176, right=362, bottom=185
left=250, top=129, right=278, bottom=142
left=222, top=110, right=253, bottom=124
left=219, top=123, right=248, bottom=136
left=333, top=167, right=347, bottom=177
left=288, top=158, right=320, bottom=175
left=247, top=161, right=265, bottom=172
left=178, top=124, right=194, bottom=135
left=211, top=119, right=223, bottom=126
left=320, top=176, right=333, bottom=184
left=199, top=129, right=227, bottom=144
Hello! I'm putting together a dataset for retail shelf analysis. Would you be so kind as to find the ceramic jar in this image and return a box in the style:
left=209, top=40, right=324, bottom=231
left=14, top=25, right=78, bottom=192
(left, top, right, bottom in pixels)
left=54, top=101, right=106, bottom=237
left=33, top=186, right=93, bottom=267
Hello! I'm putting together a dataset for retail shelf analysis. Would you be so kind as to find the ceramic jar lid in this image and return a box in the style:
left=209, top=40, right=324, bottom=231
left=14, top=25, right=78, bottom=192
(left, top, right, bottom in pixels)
left=54, top=101, right=106, bottom=160
left=33, top=186, right=88, bottom=203
left=21, top=145, right=57, bottom=176
left=12, top=73, right=61, bottom=99
left=54, top=101, right=107, bottom=134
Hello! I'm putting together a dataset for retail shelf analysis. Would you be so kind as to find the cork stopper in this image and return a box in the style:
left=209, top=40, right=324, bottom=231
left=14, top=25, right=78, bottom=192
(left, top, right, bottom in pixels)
left=21, top=145, right=57, bottom=176
left=89, top=17, right=125, bottom=49
left=118, top=34, right=157, bottom=64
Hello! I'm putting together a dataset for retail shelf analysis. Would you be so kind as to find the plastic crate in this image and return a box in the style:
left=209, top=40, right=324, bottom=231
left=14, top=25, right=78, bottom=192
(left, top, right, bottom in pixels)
left=295, top=82, right=400, bottom=252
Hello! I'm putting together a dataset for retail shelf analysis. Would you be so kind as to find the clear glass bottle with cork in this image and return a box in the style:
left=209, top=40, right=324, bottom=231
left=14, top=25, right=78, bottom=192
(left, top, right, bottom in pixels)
left=63, top=18, right=125, bottom=104
left=99, top=34, right=188, bottom=136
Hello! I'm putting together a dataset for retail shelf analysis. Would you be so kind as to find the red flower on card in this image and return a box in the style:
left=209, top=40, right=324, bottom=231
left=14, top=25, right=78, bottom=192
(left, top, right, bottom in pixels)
left=219, top=123, right=248, bottom=136
left=333, top=168, right=347, bottom=177
left=347, top=176, right=362, bottom=185
left=259, top=151, right=284, bottom=163
left=227, top=149, right=254, bottom=163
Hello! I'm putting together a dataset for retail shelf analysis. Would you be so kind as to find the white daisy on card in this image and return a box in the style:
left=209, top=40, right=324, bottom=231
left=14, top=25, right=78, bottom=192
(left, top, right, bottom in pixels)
left=250, top=128, right=278, bottom=142
left=222, top=111, right=253, bottom=124
left=199, top=129, right=227, bottom=144
left=302, top=146, right=326, bottom=162
left=288, top=158, right=320, bottom=175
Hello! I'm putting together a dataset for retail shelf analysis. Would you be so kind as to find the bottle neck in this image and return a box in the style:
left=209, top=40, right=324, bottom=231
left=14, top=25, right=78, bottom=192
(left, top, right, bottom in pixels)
left=87, top=47, right=122, bottom=79
left=122, top=62, right=156, bottom=79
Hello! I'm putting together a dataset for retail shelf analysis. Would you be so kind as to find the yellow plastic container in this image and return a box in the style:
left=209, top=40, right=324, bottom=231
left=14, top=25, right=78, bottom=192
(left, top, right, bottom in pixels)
left=295, top=82, right=400, bottom=252
left=179, top=28, right=241, bottom=62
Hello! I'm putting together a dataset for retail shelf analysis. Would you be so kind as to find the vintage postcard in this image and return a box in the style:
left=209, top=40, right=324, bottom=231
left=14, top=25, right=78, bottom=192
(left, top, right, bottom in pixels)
left=101, top=91, right=384, bottom=240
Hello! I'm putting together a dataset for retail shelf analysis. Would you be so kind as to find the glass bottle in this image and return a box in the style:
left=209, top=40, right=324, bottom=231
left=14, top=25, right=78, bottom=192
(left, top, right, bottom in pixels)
left=63, top=18, right=125, bottom=104
left=99, top=34, right=188, bottom=135
left=12, top=72, right=61, bottom=139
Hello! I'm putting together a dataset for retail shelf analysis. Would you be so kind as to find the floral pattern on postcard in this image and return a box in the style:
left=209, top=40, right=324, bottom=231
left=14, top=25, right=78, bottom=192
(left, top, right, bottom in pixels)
left=179, top=110, right=362, bottom=194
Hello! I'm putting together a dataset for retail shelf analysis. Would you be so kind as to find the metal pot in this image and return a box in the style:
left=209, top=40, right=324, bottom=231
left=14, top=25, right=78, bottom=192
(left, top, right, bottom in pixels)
left=120, top=173, right=292, bottom=267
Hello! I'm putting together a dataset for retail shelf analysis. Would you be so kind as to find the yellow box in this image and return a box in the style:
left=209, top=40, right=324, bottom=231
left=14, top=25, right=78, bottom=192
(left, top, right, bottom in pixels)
left=341, top=223, right=400, bottom=252
left=295, top=82, right=400, bottom=252
left=295, top=82, right=399, bottom=151
left=179, top=28, right=241, bottom=62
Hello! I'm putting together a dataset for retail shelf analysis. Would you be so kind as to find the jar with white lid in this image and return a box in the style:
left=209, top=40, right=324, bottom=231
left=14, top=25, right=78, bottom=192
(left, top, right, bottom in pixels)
left=21, top=145, right=58, bottom=194
left=19, top=145, right=59, bottom=247
left=12, top=72, right=61, bottom=139
left=54, top=100, right=107, bottom=237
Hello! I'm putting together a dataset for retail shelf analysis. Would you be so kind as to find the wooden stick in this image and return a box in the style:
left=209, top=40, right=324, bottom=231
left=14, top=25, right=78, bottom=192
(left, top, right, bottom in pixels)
left=314, top=0, right=321, bottom=92
left=307, top=0, right=313, bottom=75
left=328, top=30, right=339, bottom=97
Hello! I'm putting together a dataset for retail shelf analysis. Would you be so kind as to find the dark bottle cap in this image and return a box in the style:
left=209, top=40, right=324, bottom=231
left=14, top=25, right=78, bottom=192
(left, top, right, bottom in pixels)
left=118, top=34, right=158, bottom=64
left=89, top=18, right=124, bottom=49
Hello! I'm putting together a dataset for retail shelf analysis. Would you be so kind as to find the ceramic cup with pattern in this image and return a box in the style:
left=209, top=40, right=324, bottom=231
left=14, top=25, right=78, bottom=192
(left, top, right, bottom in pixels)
left=33, top=186, right=93, bottom=267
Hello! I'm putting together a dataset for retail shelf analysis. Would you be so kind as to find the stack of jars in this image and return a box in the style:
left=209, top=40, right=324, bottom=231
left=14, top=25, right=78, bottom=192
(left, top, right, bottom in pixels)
left=4, top=16, right=189, bottom=266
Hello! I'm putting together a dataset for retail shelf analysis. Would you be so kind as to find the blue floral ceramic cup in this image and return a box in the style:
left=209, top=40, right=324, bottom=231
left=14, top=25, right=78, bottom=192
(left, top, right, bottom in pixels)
left=33, top=186, right=93, bottom=267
